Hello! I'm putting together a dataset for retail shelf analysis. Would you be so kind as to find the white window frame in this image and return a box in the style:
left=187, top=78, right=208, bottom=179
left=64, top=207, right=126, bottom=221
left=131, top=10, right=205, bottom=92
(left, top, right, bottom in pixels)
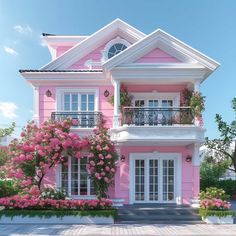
left=131, top=92, right=180, bottom=108
left=129, top=152, right=182, bottom=204
left=102, top=36, right=131, bottom=62
left=56, top=88, right=99, bottom=112
left=57, top=156, right=96, bottom=199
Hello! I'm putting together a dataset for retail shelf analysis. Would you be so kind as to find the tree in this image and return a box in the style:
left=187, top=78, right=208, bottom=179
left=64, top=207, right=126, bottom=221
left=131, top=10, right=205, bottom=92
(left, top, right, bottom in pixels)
left=5, top=120, right=88, bottom=190
left=0, top=122, right=15, bottom=167
left=205, top=98, right=236, bottom=173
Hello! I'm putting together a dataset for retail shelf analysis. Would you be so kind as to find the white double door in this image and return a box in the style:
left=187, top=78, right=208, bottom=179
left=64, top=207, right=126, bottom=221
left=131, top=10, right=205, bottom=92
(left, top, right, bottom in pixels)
left=130, top=153, right=180, bottom=204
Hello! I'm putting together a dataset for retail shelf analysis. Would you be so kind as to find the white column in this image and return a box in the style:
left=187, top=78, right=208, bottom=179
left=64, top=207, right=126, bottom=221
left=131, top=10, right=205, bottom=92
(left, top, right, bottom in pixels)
left=194, top=80, right=201, bottom=92
left=32, top=86, right=39, bottom=125
left=192, top=143, right=201, bottom=166
left=113, top=80, right=120, bottom=127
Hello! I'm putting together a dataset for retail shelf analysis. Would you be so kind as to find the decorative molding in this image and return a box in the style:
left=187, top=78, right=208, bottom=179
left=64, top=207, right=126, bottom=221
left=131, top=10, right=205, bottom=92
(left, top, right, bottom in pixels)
left=40, top=19, right=145, bottom=70
left=103, top=29, right=220, bottom=73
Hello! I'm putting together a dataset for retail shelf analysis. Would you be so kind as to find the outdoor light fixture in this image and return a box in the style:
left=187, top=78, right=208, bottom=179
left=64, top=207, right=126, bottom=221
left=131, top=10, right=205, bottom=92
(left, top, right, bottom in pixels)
left=121, top=155, right=126, bottom=162
left=186, top=155, right=192, bottom=163
left=104, top=90, right=110, bottom=97
left=46, top=89, right=52, bottom=97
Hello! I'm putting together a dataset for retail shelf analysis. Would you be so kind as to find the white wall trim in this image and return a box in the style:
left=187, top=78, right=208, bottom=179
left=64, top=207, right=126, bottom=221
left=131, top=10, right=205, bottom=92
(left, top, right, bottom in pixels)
left=32, top=86, right=39, bottom=125
left=129, top=152, right=182, bottom=204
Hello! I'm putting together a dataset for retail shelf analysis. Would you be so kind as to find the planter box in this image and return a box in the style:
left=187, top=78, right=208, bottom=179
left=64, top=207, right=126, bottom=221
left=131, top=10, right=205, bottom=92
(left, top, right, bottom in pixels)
left=0, top=215, right=114, bottom=224
left=202, top=216, right=234, bottom=224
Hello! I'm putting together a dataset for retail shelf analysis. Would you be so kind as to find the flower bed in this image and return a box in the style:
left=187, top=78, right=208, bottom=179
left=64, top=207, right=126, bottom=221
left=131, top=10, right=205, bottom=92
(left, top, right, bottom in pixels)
left=0, top=195, right=112, bottom=210
left=0, top=196, right=116, bottom=224
left=199, top=187, right=235, bottom=224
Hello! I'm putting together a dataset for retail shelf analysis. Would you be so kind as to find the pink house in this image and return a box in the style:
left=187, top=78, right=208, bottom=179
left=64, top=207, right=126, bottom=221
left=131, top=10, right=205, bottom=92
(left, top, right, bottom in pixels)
left=20, top=19, right=219, bottom=206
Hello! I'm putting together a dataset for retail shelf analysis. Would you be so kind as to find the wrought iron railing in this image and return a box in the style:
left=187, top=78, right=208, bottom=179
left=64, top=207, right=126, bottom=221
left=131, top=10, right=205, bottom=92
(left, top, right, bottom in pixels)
left=51, top=111, right=102, bottom=128
left=122, top=107, right=194, bottom=126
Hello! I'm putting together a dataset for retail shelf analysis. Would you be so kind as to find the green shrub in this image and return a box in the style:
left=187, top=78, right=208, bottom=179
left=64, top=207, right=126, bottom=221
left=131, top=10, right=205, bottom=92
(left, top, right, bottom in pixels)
left=200, top=179, right=236, bottom=197
left=199, top=208, right=235, bottom=219
left=0, top=179, right=19, bottom=197
left=199, top=187, right=229, bottom=201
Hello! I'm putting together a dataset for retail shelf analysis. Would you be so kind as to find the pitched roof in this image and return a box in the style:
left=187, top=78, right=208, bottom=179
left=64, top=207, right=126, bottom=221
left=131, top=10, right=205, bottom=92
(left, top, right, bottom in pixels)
left=40, top=19, right=146, bottom=70
left=103, top=29, right=220, bottom=72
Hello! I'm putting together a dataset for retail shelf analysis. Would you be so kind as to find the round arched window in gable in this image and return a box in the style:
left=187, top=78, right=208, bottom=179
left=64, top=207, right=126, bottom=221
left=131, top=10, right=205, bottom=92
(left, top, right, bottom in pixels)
left=108, top=43, right=127, bottom=59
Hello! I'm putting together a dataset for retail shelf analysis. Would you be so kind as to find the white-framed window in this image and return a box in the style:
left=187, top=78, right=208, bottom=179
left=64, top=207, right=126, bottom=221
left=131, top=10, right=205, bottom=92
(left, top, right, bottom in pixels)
left=102, top=37, right=130, bottom=61
left=60, top=157, right=95, bottom=197
left=56, top=88, right=99, bottom=112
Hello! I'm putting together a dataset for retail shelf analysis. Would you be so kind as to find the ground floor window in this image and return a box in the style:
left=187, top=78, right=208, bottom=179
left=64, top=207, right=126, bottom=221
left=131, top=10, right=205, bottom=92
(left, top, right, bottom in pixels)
left=61, top=157, right=95, bottom=197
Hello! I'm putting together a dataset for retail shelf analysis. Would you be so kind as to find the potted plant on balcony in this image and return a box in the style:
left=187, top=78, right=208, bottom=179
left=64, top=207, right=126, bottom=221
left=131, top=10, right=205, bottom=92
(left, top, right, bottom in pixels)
left=181, top=89, right=205, bottom=125
left=199, top=187, right=235, bottom=224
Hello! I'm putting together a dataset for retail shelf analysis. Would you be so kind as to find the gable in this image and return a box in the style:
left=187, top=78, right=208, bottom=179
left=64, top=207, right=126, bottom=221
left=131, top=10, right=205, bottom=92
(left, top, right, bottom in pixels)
left=135, top=48, right=181, bottom=63
left=103, top=29, right=220, bottom=72
left=40, top=19, right=146, bottom=70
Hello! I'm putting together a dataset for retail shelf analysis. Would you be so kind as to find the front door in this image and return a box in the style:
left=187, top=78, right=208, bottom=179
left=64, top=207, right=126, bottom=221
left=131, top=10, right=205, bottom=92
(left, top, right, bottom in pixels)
left=131, top=154, right=179, bottom=203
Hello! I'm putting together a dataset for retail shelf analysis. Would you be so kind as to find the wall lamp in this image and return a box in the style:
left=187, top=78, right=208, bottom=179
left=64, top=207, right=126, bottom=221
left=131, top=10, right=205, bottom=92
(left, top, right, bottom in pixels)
left=45, top=89, right=52, bottom=97
left=186, top=155, right=192, bottom=163
left=104, top=89, right=110, bottom=97
left=120, top=155, right=126, bottom=162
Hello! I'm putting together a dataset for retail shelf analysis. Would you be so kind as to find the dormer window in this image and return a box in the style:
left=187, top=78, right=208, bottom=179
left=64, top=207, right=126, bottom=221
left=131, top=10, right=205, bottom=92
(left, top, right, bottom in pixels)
left=108, top=43, right=127, bottom=59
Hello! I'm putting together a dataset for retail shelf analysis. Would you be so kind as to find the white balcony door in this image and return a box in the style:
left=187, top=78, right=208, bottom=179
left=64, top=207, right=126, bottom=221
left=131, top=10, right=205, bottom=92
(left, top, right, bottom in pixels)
left=130, top=153, right=181, bottom=204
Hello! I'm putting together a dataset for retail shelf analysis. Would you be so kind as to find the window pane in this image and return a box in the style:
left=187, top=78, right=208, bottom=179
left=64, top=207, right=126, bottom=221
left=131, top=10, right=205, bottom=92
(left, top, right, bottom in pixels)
left=88, top=94, right=94, bottom=102
left=81, top=103, right=87, bottom=111
left=81, top=94, right=87, bottom=102
left=88, top=103, right=94, bottom=111
left=72, top=94, right=78, bottom=102
left=64, top=94, right=70, bottom=103
left=64, top=103, right=70, bottom=111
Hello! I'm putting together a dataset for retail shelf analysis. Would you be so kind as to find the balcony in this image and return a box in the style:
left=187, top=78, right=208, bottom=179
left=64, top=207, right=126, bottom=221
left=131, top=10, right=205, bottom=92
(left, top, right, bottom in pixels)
left=122, top=107, right=194, bottom=126
left=51, top=111, right=102, bottom=128
left=110, top=107, right=204, bottom=146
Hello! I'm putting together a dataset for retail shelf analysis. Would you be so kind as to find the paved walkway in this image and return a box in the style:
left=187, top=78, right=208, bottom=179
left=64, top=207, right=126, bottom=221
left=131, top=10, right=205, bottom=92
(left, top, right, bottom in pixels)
left=1, top=224, right=236, bottom=236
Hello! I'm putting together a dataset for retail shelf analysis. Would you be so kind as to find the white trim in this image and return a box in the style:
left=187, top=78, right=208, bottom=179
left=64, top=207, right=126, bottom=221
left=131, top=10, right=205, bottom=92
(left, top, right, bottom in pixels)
left=129, top=152, right=182, bottom=204
left=102, top=36, right=131, bottom=62
left=103, top=28, right=220, bottom=72
left=41, top=19, right=146, bottom=70
left=32, top=86, right=39, bottom=125
left=56, top=88, right=99, bottom=112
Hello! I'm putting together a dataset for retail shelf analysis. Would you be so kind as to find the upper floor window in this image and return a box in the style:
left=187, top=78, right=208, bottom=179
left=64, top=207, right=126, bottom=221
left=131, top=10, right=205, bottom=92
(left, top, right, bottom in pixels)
left=108, top=43, right=127, bottom=59
left=103, top=37, right=130, bottom=61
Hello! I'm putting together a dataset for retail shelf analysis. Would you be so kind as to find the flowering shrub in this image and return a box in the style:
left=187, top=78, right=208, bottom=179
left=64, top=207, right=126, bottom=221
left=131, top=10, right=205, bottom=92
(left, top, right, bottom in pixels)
left=0, top=195, right=112, bottom=210
left=199, top=187, right=229, bottom=201
left=2, top=119, right=88, bottom=191
left=40, top=187, right=67, bottom=200
left=87, top=122, right=118, bottom=198
left=109, top=84, right=133, bottom=110
left=200, top=198, right=231, bottom=210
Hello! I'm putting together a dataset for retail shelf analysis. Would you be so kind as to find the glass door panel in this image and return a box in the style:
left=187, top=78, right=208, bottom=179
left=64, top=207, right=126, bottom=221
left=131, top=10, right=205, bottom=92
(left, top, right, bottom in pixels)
left=161, top=100, right=173, bottom=125
left=134, top=100, right=145, bottom=126
left=135, top=159, right=145, bottom=201
left=148, top=100, right=158, bottom=125
left=149, top=159, right=158, bottom=201
left=162, top=159, right=174, bottom=201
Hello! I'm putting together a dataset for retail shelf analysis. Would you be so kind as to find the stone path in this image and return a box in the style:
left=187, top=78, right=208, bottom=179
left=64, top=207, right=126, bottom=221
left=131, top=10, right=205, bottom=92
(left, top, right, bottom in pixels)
left=1, top=224, right=236, bottom=236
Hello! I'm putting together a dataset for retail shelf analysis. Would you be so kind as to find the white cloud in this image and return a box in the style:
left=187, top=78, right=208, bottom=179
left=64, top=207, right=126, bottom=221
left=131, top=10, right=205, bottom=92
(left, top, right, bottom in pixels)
left=3, top=46, right=18, bottom=56
left=0, top=102, right=18, bottom=119
left=14, top=25, right=32, bottom=35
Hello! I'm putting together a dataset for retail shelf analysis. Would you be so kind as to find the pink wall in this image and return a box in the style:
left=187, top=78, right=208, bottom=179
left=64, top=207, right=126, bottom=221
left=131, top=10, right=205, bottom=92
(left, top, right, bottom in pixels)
left=114, top=146, right=197, bottom=204
left=135, top=48, right=181, bottom=63
left=56, top=46, right=73, bottom=57
left=39, top=86, right=114, bottom=127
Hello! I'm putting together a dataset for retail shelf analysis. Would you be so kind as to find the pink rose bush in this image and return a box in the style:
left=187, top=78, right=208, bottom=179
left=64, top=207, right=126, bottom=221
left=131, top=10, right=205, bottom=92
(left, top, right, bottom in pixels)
left=86, top=123, right=118, bottom=198
left=200, top=198, right=231, bottom=210
left=0, top=195, right=112, bottom=210
left=3, top=119, right=88, bottom=191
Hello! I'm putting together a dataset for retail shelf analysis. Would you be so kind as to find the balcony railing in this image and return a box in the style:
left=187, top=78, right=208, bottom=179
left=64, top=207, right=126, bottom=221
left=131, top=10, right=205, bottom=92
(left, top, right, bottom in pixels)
left=122, top=107, right=194, bottom=126
left=51, top=111, right=102, bottom=128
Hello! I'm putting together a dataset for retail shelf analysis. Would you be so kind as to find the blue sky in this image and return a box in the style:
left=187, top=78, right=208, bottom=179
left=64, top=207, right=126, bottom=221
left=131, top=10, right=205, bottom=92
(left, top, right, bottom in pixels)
left=0, top=0, right=235, bottom=138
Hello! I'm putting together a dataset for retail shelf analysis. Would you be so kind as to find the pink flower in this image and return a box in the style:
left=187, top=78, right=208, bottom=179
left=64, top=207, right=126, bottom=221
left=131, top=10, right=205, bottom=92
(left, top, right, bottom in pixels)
left=98, top=160, right=104, bottom=166
left=106, top=154, right=112, bottom=159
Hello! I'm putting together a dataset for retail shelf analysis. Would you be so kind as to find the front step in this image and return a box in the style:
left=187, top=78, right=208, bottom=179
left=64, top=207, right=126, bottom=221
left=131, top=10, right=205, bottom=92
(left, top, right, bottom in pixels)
left=116, top=204, right=203, bottom=224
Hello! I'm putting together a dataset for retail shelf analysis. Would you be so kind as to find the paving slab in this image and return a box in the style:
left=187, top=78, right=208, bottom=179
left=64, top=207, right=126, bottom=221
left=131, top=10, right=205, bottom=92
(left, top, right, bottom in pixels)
left=1, top=224, right=236, bottom=236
